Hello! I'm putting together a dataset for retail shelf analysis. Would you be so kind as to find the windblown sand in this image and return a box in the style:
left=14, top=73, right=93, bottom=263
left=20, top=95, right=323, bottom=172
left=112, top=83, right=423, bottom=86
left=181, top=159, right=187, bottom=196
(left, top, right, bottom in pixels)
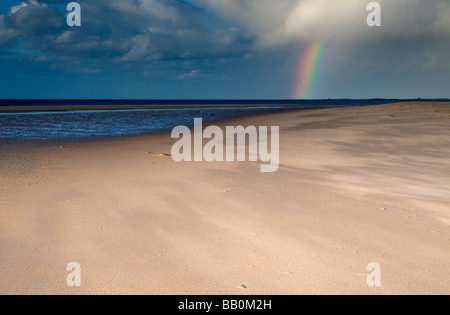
left=0, top=102, right=449, bottom=295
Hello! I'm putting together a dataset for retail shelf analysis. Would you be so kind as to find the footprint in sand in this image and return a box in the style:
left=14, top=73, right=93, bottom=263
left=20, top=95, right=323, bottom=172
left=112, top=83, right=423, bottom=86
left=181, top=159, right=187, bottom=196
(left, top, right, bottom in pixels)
left=156, top=153, right=171, bottom=157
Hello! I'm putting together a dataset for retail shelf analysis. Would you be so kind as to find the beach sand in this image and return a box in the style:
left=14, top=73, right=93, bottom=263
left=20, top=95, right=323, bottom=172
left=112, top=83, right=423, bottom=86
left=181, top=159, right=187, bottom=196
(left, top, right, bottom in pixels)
left=0, top=102, right=449, bottom=295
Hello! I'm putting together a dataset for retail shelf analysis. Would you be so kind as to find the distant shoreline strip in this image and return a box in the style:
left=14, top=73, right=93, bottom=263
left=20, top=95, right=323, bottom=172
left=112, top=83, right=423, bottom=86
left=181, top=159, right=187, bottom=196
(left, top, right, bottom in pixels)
left=0, top=104, right=317, bottom=114
left=1, top=100, right=448, bottom=114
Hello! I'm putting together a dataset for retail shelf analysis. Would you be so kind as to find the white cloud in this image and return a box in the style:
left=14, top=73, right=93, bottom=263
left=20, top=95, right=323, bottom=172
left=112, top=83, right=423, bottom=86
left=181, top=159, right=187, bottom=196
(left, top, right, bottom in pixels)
left=121, top=34, right=157, bottom=62
left=201, top=0, right=450, bottom=45
left=9, top=2, right=29, bottom=15
left=178, top=69, right=201, bottom=79
left=284, top=0, right=364, bottom=42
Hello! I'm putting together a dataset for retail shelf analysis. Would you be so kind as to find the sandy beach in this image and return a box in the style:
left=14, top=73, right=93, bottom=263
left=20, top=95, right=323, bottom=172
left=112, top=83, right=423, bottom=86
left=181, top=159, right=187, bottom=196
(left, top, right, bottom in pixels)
left=0, top=102, right=449, bottom=295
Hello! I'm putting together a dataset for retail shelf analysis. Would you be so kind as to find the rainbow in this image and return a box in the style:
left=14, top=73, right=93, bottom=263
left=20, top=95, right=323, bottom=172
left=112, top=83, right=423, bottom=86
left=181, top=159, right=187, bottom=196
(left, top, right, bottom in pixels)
left=293, top=41, right=328, bottom=99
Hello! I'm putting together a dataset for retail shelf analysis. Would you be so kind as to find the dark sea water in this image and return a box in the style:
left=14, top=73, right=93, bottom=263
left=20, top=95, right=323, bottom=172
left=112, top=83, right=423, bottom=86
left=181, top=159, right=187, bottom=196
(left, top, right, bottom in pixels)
left=0, top=99, right=446, bottom=142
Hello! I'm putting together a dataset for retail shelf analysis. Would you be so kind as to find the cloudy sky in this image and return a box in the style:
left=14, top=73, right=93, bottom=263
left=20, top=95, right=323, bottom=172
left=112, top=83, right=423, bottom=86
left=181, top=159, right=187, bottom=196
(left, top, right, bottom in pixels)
left=0, top=0, right=449, bottom=99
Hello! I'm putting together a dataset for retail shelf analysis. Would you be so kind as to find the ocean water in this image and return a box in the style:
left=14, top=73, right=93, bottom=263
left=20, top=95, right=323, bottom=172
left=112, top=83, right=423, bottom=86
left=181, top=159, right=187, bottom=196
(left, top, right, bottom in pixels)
left=0, top=99, right=445, bottom=142
left=0, top=106, right=288, bottom=141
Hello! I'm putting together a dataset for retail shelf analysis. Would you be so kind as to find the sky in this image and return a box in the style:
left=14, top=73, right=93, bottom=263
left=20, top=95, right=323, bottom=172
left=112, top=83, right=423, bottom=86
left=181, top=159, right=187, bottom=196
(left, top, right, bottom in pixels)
left=0, top=0, right=449, bottom=99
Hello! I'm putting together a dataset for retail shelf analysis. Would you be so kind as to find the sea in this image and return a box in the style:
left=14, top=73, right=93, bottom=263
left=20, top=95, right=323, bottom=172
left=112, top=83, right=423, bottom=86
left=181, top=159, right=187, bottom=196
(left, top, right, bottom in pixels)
left=0, top=99, right=446, bottom=142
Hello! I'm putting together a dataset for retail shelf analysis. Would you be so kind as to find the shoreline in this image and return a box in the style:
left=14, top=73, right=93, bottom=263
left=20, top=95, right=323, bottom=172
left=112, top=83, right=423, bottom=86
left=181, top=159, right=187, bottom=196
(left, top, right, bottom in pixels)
left=1, top=100, right=448, bottom=114
left=0, top=102, right=447, bottom=145
left=0, top=104, right=314, bottom=114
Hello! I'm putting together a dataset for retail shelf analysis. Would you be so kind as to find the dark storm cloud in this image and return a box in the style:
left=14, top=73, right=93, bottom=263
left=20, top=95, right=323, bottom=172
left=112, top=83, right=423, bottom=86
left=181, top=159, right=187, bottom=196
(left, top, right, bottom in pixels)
left=0, top=1, right=63, bottom=45
left=2, top=0, right=449, bottom=70
left=202, top=0, right=450, bottom=44
left=0, top=0, right=255, bottom=64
